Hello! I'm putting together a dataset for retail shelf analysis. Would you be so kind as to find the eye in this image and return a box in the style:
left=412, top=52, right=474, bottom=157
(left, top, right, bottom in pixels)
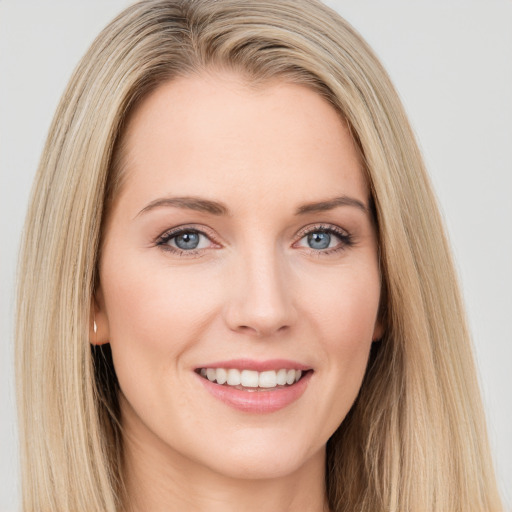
left=156, top=227, right=216, bottom=254
left=295, top=225, right=353, bottom=254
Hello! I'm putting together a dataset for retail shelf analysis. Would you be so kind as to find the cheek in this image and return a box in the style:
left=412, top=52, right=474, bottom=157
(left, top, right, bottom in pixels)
left=100, top=259, right=219, bottom=385
left=303, top=260, right=380, bottom=344
left=300, top=263, right=380, bottom=412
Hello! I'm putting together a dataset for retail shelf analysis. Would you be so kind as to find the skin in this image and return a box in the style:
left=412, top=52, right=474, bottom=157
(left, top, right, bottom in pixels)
left=94, top=71, right=382, bottom=512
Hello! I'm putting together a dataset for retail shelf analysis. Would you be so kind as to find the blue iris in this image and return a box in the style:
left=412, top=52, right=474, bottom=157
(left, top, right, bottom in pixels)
left=175, top=231, right=200, bottom=250
left=307, top=232, right=330, bottom=250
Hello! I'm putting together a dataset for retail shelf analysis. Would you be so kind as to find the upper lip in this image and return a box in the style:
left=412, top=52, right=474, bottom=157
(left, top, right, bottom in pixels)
left=195, top=358, right=312, bottom=372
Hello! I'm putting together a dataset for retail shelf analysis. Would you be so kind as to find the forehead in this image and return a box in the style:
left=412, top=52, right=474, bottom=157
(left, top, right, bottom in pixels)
left=114, top=71, right=368, bottom=215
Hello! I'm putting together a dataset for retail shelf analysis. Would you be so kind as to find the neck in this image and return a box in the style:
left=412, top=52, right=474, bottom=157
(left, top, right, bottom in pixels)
left=121, top=425, right=330, bottom=512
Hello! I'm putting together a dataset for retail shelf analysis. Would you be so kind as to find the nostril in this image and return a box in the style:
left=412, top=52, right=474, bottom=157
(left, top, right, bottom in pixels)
left=235, top=323, right=290, bottom=337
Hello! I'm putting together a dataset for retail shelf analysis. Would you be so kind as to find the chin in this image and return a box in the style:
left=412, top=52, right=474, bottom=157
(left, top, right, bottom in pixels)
left=206, top=452, right=313, bottom=481
left=195, top=432, right=325, bottom=481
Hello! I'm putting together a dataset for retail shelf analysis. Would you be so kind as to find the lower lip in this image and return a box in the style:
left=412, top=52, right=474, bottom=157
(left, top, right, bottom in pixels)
left=196, top=371, right=312, bottom=413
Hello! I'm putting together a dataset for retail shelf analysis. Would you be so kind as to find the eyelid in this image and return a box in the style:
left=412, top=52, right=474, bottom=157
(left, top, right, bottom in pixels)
left=156, top=223, right=219, bottom=243
left=292, top=223, right=354, bottom=255
left=155, top=224, right=221, bottom=255
left=294, top=223, right=350, bottom=240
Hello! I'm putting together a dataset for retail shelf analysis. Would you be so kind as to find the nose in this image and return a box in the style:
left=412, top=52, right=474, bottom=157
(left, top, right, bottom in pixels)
left=223, top=246, right=297, bottom=338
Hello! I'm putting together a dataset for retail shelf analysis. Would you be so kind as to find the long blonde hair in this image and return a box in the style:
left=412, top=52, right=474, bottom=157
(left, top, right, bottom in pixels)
left=16, top=1, right=503, bottom=510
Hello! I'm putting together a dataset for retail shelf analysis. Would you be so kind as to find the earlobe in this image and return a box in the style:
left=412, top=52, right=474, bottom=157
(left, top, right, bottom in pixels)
left=372, top=320, right=384, bottom=342
left=90, top=288, right=110, bottom=345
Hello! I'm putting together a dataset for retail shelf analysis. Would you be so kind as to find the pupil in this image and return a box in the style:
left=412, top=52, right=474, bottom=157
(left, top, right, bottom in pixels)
left=175, top=231, right=199, bottom=250
left=308, top=232, right=330, bottom=250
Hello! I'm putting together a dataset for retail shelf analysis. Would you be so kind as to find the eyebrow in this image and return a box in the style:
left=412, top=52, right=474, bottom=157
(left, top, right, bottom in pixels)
left=136, top=196, right=230, bottom=217
left=295, top=196, right=369, bottom=215
left=136, top=194, right=369, bottom=218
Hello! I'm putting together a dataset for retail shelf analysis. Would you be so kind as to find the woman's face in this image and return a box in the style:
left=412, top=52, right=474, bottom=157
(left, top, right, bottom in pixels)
left=96, top=71, right=382, bottom=481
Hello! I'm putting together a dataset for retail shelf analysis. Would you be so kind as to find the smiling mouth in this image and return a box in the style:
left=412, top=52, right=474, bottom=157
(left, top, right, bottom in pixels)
left=195, top=367, right=310, bottom=391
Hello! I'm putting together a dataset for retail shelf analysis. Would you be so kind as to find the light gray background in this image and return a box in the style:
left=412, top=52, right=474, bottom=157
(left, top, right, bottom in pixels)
left=1, top=1, right=511, bottom=510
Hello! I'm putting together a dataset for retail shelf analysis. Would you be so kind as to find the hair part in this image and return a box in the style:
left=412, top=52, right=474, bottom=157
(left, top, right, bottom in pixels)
left=16, top=1, right=503, bottom=510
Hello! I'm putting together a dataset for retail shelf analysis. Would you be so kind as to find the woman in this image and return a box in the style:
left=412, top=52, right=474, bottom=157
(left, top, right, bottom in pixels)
left=15, top=0, right=504, bottom=511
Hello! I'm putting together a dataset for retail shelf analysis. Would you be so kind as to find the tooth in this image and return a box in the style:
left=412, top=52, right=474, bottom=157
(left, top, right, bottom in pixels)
left=259, top=370, right=277, bottom=388
left=202, top=367, right=304, bottom=388
left=276, top=369, right=287, bottom=385
left=216, top=368, right=227, bottom=385
left=227, top=369, right=241, bottom=386
left=241, top=370, right=259, bottom=387
left=286, top=369, right=296, bottom=385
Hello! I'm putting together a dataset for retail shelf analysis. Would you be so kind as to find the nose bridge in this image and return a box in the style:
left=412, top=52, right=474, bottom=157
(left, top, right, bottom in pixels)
left=224, top=240, right=296, bottom=337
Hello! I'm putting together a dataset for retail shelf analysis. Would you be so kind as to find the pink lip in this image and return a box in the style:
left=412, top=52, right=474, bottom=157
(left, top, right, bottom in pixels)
left=195, top=368, right=313, bottom=414
left=195, top=358, right=311, bottom=372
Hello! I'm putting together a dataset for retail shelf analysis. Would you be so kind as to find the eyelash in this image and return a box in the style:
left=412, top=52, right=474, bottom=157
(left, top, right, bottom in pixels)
left=294, top=224, right=354, bottom=256
left=156, top=224, right=218, bottom=258
left=155, top=223, right=354, bottom=257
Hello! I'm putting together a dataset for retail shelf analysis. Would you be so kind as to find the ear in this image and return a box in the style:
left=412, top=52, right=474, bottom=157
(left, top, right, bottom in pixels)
left=90, top=286, right=110, bottom=346
left=372, top=318, right=384, bottom=342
